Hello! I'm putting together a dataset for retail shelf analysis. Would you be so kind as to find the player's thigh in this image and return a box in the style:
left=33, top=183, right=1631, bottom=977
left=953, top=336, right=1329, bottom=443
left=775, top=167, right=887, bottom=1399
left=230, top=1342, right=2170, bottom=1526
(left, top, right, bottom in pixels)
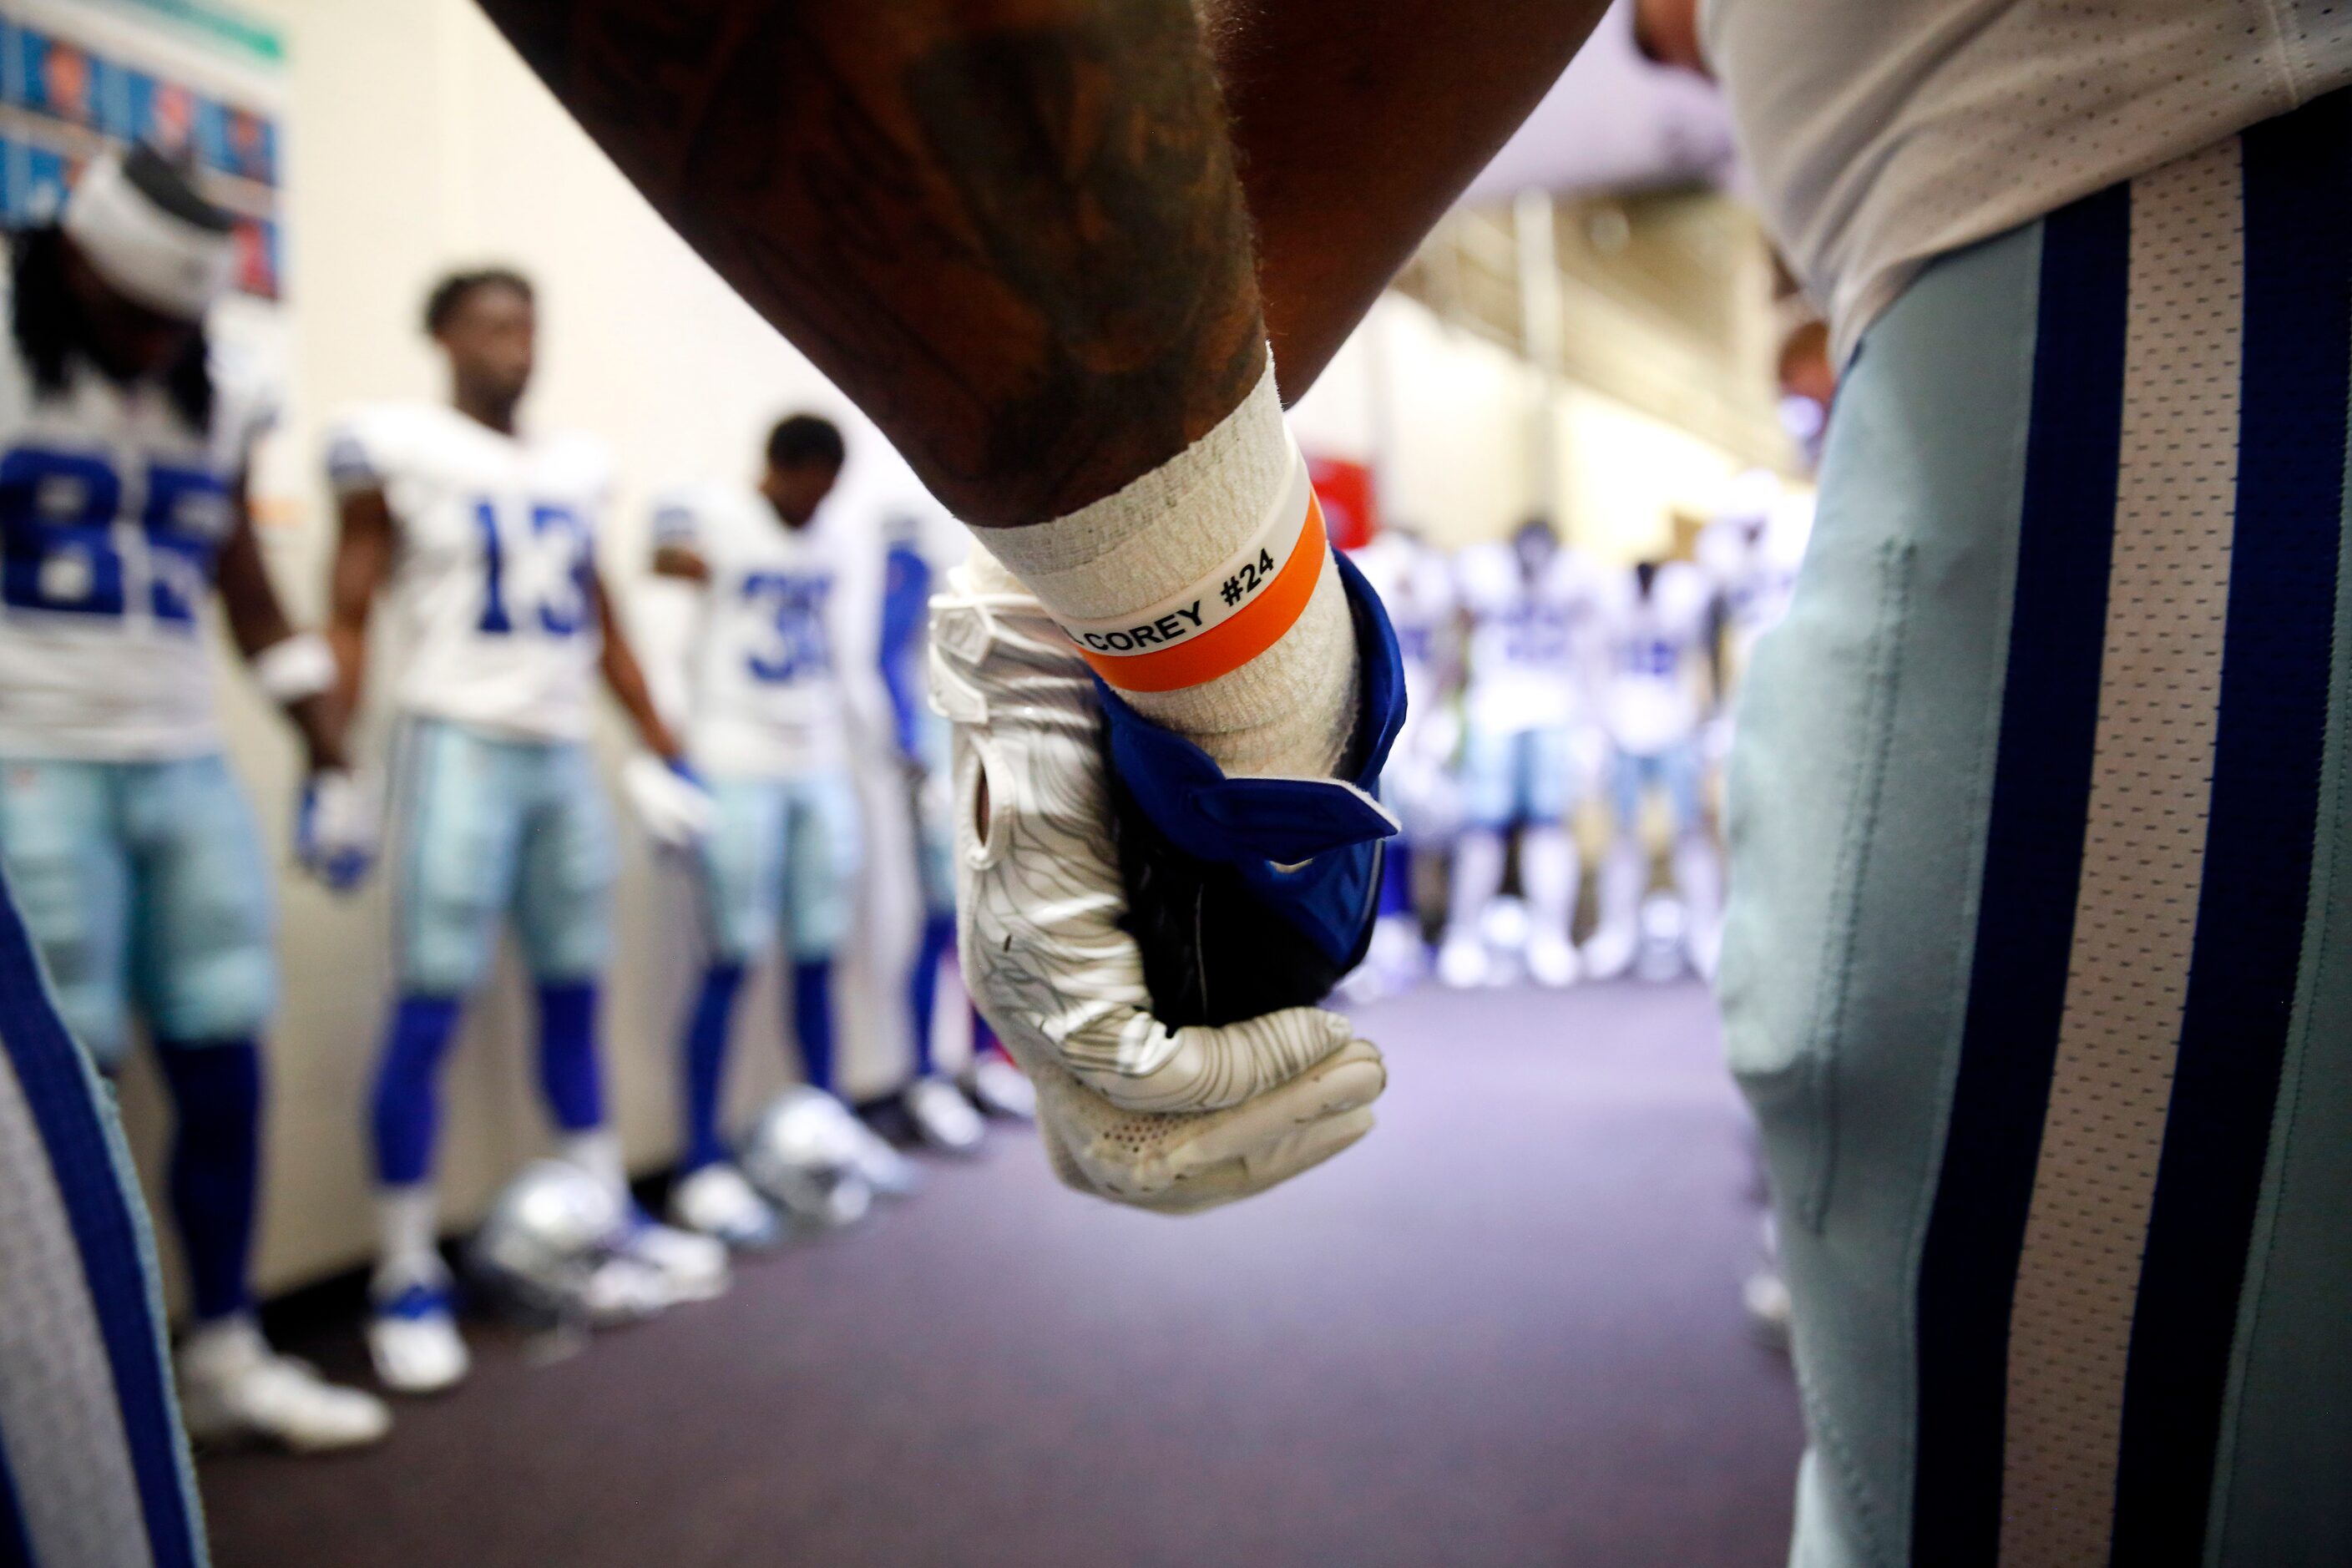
left=698, top=776, right=789, bottom=965
left=0, top=759, right=133, bottom=1065
left=781, top=771, right=863, bottom=961
left=395, top=721, right=525, bottom=997
left=1659, top=743, right=1702, bottom=837
left=1520, top=723, right=1578, bottom=822
left=513, top=743, right=616, bottom=984
left=125, top=755, right=276, bottom=1045
left=1458, top=721, right=1520, bottom=829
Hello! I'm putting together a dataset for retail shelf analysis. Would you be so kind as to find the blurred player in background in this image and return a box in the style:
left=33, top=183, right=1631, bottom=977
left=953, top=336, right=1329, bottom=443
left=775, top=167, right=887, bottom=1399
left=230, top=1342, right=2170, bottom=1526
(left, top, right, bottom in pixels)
left=1696, top=468, right=1810, bottom=699
left=652, top=413, right=937, bottom=1244
left=1439, top=517, right=1598, bottom=989
left=324, top=266, right=726, bottom=1393
left=1581, top=557, right=1721, bottom=982
left=0, top=147, right=387, bottom=1450
left=1340, top=521, right=1458, bottom=1000
left=878, top=513, right=1035, bottom=1125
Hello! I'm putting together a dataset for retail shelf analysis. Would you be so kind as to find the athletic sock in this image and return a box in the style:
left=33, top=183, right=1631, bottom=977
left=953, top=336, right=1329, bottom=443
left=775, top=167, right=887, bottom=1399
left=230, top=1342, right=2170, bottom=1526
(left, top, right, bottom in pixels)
left=682, top=963, right=746, bottom=1172
left=535, top=979, right=605, bottom=1134
left=979, top=357, right=1361, bottom=780
left=908, top=913, right=955, bottom=1080
left=157, top=1039, right=262, bottom=1324
left=371, top=994, right=462, bottom=1188
left=1520, top=824, right=1579, bottom=947
left=792, top=957, right=837, bottom=1095
left=373, top=1184, right=443, bottom=1299
left=1597, top=837, right=1648, bottom=943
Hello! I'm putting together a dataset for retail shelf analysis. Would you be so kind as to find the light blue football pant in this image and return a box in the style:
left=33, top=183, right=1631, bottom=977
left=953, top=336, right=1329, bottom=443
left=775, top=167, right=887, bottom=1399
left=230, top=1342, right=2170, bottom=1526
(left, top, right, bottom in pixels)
left=698, top=771, right=862, bottom=964
left=0, top=752, right=275, bottom=1067
left=1722, top=103, right=2352, bottom=1567
left=1609, top=741, right=1702, bottom=839
left=394, top=720, right=615, bottom=996
left=1460, top=720, right=1577, bottom=829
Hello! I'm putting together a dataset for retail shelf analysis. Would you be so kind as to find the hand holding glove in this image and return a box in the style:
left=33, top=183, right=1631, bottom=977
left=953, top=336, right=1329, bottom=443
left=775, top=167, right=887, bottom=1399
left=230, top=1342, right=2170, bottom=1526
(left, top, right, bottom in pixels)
left=296, top=769, right=377, bottom=892
left=928, top=556, right=1387, bottom=1214
left=623, top=754, right=716, bottom=848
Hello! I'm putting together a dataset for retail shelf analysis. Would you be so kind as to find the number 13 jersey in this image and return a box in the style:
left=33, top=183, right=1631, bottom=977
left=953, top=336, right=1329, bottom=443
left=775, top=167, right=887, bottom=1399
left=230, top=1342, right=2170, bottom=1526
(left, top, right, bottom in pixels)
left=327, top=403, right=610, bottom=743
left=0, top=321, right=275, bottom=761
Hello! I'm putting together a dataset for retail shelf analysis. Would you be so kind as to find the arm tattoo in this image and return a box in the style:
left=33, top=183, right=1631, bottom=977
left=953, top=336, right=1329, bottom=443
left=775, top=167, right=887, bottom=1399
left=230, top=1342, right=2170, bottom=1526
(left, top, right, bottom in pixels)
left=479, top=0, right=1265, bottom=526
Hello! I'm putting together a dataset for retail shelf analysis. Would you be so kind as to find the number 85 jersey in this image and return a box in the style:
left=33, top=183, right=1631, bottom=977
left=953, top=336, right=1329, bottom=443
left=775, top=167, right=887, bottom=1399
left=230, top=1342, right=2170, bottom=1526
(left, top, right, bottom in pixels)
left=327, top=403, right=610, bottom=742
left=0, top=325, right=274, bottom=760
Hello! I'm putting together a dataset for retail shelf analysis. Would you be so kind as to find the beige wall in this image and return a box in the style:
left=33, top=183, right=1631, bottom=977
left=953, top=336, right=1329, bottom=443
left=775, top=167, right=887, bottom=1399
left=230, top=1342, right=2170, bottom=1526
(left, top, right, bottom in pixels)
left=111, top=0, right=1775, bottom=1302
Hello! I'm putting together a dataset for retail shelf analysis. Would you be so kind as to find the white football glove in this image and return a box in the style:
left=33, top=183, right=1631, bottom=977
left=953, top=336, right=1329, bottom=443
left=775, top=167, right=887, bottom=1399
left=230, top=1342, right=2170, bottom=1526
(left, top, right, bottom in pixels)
left=622, top=755, right=716, bottom=848
left=295, top=769, right=377, bottom=892
left=928, top=554, right=1385, bottom=1215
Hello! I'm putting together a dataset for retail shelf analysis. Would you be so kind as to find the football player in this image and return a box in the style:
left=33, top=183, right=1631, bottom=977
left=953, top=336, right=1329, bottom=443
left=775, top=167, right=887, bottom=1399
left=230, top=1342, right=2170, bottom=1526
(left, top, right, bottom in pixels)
left=0, top=147, right=387, bottom=1450
left=1340, top=522, right=1458, bottom=999
left=1579, top=558, right=1720, bottom=983
left=879, top=514, right=1034, bottom=1126
left=1438, top=518, right=1601, bottom=989
left=654, top=413, right=937, bottom=1243
left=324, top=266, right=726, bottom=1393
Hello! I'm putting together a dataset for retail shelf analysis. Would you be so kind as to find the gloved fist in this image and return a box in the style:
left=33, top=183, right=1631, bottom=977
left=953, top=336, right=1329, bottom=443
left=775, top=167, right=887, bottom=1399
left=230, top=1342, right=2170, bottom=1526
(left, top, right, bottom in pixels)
left=296, top=769, right=377, bottom=892
left=623, top=754, right=716, bottom=848
left=928, top=555, right=1386, bottom=1214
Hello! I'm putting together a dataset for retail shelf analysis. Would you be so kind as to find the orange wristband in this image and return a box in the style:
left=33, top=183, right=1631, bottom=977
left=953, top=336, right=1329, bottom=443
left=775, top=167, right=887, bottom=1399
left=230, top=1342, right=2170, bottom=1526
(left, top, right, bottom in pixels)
left=1059, top=453, right=1326, bottom=695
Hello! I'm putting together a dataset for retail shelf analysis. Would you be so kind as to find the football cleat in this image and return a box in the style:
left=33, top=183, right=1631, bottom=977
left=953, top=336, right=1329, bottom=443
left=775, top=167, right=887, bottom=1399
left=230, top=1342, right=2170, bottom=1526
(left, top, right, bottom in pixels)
left=903, top=1075, right=985, bottom=1155
left=367, top=1281, right=469, bottom=1394
left=617, top=1214, right=731, bottom=1303
left=1525, top=930, right=1581, bottom=989
left=1435, top=930, right=1490, bottom=990
left=1579, top=923, right=1638, bottom=983
left=670, top=1162, right=781, bottom=1249
left=179, top=1317, right=391, bottom=1452
left=964, top=1051, right=1036, bottom=1120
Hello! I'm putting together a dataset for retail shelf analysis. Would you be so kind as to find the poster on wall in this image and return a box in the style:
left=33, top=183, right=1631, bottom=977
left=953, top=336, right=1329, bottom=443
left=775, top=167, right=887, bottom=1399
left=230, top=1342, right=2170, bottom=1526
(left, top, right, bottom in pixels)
left=0, top=0, right=286, bottom=301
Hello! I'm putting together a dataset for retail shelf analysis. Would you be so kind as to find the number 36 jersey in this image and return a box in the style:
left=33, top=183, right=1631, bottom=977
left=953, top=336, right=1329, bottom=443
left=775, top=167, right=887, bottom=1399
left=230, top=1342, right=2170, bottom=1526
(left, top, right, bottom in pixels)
left=652, top=482, right=858, bottom=778
left=327, top=403, right=610, bottom=743
left=0, top=328, right=275, bottom=760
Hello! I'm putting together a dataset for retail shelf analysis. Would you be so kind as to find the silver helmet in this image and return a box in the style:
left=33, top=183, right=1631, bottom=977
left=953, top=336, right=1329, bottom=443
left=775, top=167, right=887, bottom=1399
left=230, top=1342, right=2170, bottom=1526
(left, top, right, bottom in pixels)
left=468, top=1160, right=666, bottom=1331
left=740, top=1087, right=874, bottom=1232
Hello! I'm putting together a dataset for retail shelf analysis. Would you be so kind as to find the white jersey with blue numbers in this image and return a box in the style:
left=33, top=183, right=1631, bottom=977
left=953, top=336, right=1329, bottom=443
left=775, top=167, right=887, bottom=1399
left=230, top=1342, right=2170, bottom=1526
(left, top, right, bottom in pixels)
left=1455, top=540, right=1600, bottom=735
left=1345, top=531, right=1455, bottom=714
left=655, top=482, right=859, bottom=778
left=1697, top=493, right=1812, bottom=662
left=328, top=403, right=609, bottom=743
left=0, top=325, right=274, bottom=761
left=1595, top=560, right=1713, bottom=758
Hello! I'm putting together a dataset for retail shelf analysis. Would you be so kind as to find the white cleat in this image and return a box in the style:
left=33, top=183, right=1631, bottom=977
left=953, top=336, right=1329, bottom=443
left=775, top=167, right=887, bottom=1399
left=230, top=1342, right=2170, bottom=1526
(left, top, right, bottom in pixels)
left=178, top=1316, right=390, bottom=1453
left=669, top=1163, right=780, bottom=1249
left=368, top=1282, right=469, bottom=1395
left=1525, top=932, right=1581, bottom=989
left=905, top=1075, right=986, bottom=1155
left=1337, top=960, right=1390, bottom=1006
left=1579, top=925, right=1638, bottom=983
left=846, top=1119, right=924, bottom=1197
left=617, top=1216, right=731, bottom=1303
left=578, top=1253, right=677, bottom=1324
left=1743, top=1267, right=1793, bottom=1351
left=1436, top=931, right=1489, bottom=989
left=964, top=1053, right=1035, bottom=1120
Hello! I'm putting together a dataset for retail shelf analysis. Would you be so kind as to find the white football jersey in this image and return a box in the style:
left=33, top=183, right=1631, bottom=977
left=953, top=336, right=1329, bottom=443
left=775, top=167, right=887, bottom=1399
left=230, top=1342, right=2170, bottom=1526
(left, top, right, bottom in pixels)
left=327, top=404, right=610, bottom=743
left=1347, top=531, right=1455, bottom=689
left=1595, top=560, right=1714, bottom=757
left=654, top=482, right=862, bottom=778
left=1455, top=540, right=1600, bottom=734
left=1698, top=492, right=1813, bottom=664
left=0, top=317, right=275, bottom=761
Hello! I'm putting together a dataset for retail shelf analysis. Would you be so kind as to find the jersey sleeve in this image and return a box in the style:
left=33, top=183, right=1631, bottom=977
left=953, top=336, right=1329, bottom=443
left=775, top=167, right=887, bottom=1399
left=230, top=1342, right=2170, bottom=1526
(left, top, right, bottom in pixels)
left=322, top=407, right=404, bottom=496
left=648, top=485, right=707, bottom=553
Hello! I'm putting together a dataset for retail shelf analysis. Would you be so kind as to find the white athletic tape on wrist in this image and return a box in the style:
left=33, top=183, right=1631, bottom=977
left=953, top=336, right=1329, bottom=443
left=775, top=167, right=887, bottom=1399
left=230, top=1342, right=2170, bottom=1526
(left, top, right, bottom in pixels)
left=253, top=632, right=336, bottom=704
left=1050, top=444, right=1323, bottom=694
left=60, top=153, right=235, bottom=321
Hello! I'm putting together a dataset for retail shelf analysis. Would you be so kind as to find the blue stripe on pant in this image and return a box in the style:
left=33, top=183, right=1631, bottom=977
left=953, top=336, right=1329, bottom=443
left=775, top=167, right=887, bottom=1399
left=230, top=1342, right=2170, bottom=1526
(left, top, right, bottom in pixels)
left=0, top=861, right=204, bottom=1567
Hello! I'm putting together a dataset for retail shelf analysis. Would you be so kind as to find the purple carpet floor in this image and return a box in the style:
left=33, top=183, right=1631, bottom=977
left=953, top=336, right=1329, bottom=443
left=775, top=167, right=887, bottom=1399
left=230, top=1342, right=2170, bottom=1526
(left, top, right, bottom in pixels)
left=200, top=978, right=1803, bottom=1567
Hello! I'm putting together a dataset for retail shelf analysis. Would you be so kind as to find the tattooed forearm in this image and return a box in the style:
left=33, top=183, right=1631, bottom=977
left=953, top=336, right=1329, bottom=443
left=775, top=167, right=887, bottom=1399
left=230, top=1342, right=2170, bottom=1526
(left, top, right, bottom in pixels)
left=478, top=0, right=1265, bottom=527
